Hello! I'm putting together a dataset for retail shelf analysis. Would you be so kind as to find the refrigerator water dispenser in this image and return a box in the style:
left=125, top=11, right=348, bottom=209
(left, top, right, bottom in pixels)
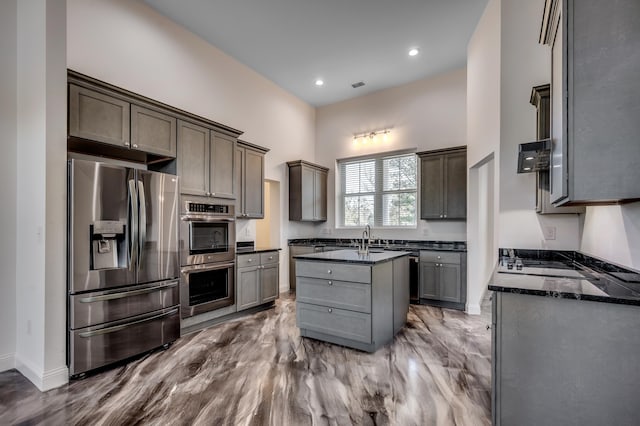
left=91, top=220, right=125, bottom=270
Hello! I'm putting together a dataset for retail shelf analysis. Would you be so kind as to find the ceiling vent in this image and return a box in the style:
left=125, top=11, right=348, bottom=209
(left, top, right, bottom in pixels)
left=351, top=81, right=365, bottom=88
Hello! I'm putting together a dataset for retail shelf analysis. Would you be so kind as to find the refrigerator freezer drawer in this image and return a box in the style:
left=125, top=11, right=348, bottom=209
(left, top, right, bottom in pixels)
left=69, top=306, right=179, bottom=376
left=70, top=280, right=179, bottom=329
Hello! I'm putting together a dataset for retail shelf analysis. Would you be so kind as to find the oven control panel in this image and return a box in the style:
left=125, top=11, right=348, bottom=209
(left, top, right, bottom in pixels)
left=187, top=203, right=229, bottom=214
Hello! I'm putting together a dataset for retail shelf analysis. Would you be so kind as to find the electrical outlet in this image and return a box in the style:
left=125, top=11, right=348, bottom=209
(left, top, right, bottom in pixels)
left=543, top=226, right=556, bottom=240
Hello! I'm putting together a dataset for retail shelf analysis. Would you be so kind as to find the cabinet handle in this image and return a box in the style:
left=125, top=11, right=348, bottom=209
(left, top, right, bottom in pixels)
left=133, top=144, right=138, bottom=148
left=328, top=280, right=332, bottom=285
left=211, top=193, right=216, bottom=196
left=268, top=256, right=273, bottom=260
left=247, top=258, right=253, bottom=262
left=437, top=256, right=441, bottom=259
left=328, top=308, right=333, bottom=313
left=327, top=269, right=332, bottom=274
left=440, top=214, right=443, bottom=218
left=444, top=214, right=447, bottom=218
left=124, top=142, right=130, bottom=147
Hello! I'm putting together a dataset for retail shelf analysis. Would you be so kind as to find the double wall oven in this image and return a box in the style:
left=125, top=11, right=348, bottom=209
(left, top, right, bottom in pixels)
left=180, top=199, right=236, bottom=318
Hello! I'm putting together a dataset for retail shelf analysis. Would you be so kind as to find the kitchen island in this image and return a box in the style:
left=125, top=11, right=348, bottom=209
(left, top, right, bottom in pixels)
left=294, top=249, right=410, bottom=352
left=489, top=250, right=640, bottom=426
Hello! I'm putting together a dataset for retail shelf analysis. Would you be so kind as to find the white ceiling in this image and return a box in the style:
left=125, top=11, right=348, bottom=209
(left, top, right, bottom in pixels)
left=143, top=0, right=489, bottom=107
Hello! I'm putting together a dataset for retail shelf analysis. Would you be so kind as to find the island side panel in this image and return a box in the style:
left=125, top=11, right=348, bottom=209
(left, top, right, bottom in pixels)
left=496, top=291, right=640, bottom=426
left=392, top=256, right=409, bottom=334
left=371, top=261, right=394, bottom=350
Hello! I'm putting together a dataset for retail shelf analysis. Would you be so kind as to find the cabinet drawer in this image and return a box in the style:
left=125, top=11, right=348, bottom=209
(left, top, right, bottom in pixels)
left=237, top=253, right=260, bottom=268
left=296, top=261, right=371, bottom=283
left=297, top=277, right=371, bottom=313
left=296, top=302, right=371, bottom=344
left=260, top=251, right=279, bottom=265
left=420, top=251, right=460, bottom=264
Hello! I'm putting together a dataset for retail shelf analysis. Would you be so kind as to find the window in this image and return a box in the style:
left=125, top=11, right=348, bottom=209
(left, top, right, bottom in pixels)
left=338, top=152, right=417, bottom=227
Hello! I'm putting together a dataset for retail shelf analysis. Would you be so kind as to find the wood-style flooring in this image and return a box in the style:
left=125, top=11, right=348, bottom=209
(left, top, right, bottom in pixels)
left=0, top=294, right=492, bottom=425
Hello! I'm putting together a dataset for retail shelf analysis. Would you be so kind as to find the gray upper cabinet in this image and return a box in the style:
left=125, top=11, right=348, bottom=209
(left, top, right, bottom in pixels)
left=178, top=120, right=209, bottom=197
left=541, top=0, right=640, bottom=205
left=131, top=105, right=177, bottom=157
left=418, top=146, right=467, bottom=220
left=236, top=140, right=269, bottom=219
left=288, top=160, right=329, bottom=222
left=530, top=85, right=584, bottom=215
left=210, top=132, right=236, bottom=200
left=69, top=84, right=130, bottom=148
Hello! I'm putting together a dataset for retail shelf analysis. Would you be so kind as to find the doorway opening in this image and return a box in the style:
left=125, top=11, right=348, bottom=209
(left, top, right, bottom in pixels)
left=256, top=180, right=280, bottom=249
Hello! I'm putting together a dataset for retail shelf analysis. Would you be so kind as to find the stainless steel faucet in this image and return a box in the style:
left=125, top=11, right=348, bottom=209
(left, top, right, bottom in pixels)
left=359, top=225, right=371, bottom=254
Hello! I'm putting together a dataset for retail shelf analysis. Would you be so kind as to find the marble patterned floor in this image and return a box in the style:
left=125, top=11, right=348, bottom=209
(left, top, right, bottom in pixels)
left=0, top=294, right=492, bottom=426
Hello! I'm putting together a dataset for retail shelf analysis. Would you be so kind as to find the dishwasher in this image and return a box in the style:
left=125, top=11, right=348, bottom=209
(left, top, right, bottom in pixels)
left=409, top=252, right=420, bottom=304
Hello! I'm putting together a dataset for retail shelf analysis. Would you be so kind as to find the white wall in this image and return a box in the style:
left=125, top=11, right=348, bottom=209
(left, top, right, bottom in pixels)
left=0, top=0, right=18, bottom=373
left=466, top=0, right=501, bottom=314
left=67, top=0, right=318, bottom=291
left=498, top=0, right=581, bottom=251
left=315, top=68, right=468, bottom=242
left=15, top=0, right=68, bottom=390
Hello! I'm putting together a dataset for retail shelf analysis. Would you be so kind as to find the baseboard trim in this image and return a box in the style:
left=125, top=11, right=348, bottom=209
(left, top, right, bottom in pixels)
left=15, top=357, right=68, bottom=392
left=466, top=303, right=481, bottom=315
left=0, top=352, right=15, bottom=372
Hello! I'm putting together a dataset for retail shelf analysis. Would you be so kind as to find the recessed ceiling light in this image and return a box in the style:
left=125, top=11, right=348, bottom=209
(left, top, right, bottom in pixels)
left=525, top=156, right=534, bottom=160
left=315, top=79, right=324, bottom=86
left=408, top=48, right=419, bottom=57
left=524, top=167, right=532, bottom=171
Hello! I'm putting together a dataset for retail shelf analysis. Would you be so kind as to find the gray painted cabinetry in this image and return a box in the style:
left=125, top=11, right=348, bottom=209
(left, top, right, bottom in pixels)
left=287, top=160, right=329, bottom=222
left=237, top=251, right=279, bottom=311
left=492, top=291, right=640, bottom=425
left=177, top=120, right=237, bottom=199
left=236, top=140, right=269, bottom=219
left=419, top=250, right=466, bottom=310
left=541, top=0, right=640, bottom=205
left=295, top=254, right=409, bottom=352
left=417, top=147, right=467, bottom=220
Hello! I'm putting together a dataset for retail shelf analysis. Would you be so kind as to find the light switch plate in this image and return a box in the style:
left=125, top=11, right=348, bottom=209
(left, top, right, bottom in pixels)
left=543, top=226, right=556, bottom=240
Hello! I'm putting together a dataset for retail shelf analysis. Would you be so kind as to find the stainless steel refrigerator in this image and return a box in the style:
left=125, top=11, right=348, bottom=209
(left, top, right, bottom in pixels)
left=68, top=158, right=180, bottom=377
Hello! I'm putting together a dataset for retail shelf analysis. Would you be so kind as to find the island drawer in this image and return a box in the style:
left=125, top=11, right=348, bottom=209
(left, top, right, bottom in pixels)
left=260, top=251, right=279, bottom=265
left=420, top=251, right=461, bottom=264
left=296, top=261, right=371, bottom=283
left=296, top=277, right=371, bottom=313
left=297, top=302, right=371, bottom=344
left=237, top=253, right=260, bottom=268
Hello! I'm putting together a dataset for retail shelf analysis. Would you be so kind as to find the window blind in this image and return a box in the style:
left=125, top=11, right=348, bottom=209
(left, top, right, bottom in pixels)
left=338, top=151, right=417, bottom=227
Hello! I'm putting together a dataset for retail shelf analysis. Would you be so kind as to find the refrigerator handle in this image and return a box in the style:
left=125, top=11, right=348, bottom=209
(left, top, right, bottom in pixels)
left=128, top=179, right=138, bottom=271
left=138, top=179, right=147, bottom=266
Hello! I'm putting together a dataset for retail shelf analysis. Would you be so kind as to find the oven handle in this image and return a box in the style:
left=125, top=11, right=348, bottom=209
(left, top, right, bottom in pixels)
left=180, top=215, right=235, bottom=222
left=181, top=261, right=236, bottom=273
left=78, top=308, right=179, bottom=338
left=78, top=281, right=179, bottom=303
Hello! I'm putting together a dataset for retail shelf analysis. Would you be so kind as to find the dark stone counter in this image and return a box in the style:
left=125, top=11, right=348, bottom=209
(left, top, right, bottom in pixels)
left=287, top=238, right=467, bottom=252
left=294, top=249, right=411, bottom=265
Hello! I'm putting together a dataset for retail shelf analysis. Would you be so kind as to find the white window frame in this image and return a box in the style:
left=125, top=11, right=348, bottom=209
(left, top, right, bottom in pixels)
left=337, top=149, right=418, bottom=229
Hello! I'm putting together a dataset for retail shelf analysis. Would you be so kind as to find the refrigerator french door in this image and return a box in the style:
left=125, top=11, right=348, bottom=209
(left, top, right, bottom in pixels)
left=68, top=159, right=180, bottom=377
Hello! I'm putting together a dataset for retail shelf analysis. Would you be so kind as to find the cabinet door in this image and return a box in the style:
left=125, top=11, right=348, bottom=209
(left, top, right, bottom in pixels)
left=131, top=105, right=176, bottom=157
left=235, top=146, right=245, bottom=217
left=237, top=266, right=260, bottom=311
left=420, top=156, right=444, bottom=219
left=300, top=166, right=315, bottom=221
left=314, top=169, right=327, bottom=221
left=69, top=84, right=130, bottom=148
left=549, top=3, right=567, bottom=204
left=210, top=132, right=236, bottom=199
left=260, top=264, right=279, bottom=303
left=419, top=262, right=439, bottom=299
left=439, top=264, right=461, bottom=303
left=244, top=148, right=265, bottom=218
left=178, top=120, right=209, bottom=196
left=444, top=151, right=467, bottom=219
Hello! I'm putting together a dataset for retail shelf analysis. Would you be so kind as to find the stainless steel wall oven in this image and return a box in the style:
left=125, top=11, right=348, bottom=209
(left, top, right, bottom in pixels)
left=179, top=199, right=236, bottom=318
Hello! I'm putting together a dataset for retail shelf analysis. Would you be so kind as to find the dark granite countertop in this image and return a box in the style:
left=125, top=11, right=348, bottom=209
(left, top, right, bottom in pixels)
left=236, top=247, right=281, bottom=255
left=288, top=238, right=467, bottom=252
left=489, top=249, right=640, bottom=306
left=294, top=249, right=411, bottom=265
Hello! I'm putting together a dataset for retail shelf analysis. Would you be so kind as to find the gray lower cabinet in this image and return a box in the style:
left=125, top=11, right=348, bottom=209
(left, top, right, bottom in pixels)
left=287, top=160, right=329, bottom=222
left=236, top=251, right=279, bottom=311
left=178, top=119, right=237, bottom=199
left=417, top=147, right=467, bottom=220
left=236, top=141, right=269, bottom=219
left=492, top=291, right=640, bottom=425
left=419, top=250, right=466, bottom=309
left=69, top=84, right=130, bottom=148
left=296, top=257, right=409, bottom=352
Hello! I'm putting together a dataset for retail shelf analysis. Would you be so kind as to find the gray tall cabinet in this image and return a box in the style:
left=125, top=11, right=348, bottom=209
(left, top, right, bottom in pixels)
left=541, top=0, right=640, bottom=205
left=236, top=140, right=269, bottom=219
left=287, top=160, right=328, bottom=222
